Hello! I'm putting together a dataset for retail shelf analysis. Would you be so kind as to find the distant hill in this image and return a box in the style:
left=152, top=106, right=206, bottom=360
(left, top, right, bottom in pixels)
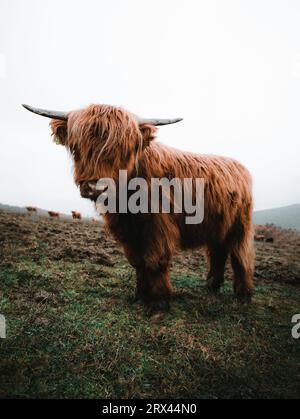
left=1, top=203, right=299, bottom=230
left=0, top=203, right=27, bottom=214
left=0, top=203, right=73, bottom=220
left=253, top=204, right=300, bottom=231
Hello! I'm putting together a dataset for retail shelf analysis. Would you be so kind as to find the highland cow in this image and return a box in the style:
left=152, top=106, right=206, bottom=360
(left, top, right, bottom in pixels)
left=23, top=103, right=255, bottom=314
left=48, top=211, right=60, bottom=218
left=71, top=211, right=82, bottom=220
left=26, top=206, right=37, bottom=213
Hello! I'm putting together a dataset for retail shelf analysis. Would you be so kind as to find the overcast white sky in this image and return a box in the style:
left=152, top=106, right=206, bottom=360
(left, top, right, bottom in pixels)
left=0, top=0, right=300, bottom=216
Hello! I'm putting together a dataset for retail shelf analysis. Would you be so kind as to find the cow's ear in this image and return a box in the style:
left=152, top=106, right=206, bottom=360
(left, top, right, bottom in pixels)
left=139, top=124, right=157, bottom=149
left=50, top=119, right=68, bottom=145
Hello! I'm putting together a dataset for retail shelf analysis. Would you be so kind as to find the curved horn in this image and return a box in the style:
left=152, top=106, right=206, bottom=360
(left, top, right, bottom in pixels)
left=138, top=117, right=183, bottom=127
left=22, top=104, right=69, bottom=121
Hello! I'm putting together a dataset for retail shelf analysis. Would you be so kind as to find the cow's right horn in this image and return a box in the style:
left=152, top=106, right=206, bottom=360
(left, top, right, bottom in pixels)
left=138, top=117, right=183, bottom=127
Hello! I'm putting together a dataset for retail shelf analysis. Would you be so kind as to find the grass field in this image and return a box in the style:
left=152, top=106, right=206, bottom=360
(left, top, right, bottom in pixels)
left=0, top=210, right=299, bottom=399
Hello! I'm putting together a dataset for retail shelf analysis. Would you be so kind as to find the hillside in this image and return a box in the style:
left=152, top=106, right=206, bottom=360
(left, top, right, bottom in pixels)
left=0, top=203, right=87, bottom=221
left=2, top=203, right=300, bottom=231
left=253, top=204, right=300, bottom=231
left=0, top=209, right=299, bottom=399
left=0, top=203, right=27, bottom=214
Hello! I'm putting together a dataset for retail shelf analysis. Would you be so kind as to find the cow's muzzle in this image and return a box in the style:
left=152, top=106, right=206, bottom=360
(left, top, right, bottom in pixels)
left=79, top=181, right=107, bottom=201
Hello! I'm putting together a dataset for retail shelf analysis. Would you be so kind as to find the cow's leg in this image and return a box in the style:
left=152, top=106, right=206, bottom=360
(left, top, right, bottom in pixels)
left=121, top=214, right=178, bottom=314
left=136, top=265, right=172, bottom=314
left=124, top=250, right=171, bottom=311
left=206, top=244, right=228, bottom=293
left=230, top=229, right=255, bottom=303
left=134, top=267, right=149, bottom=302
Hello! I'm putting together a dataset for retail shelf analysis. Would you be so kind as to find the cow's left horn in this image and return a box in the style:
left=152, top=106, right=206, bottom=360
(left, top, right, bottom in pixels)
left=22, top=104, right=69, bottom=121
left=138, top=117, right=183, bottom=127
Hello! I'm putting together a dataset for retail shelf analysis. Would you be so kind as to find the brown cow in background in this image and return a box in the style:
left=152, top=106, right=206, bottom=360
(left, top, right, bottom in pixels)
left=26, top=206, right=37, bottom=213
left=48, top=211, right=60, bottom=219
left=71, top=211, right=82, bottom=220
left=23, top=103, right=255, bottom=314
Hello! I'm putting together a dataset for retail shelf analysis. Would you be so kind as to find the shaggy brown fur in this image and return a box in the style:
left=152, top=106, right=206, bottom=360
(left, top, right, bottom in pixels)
left=51, top=104, right=254, bottom=312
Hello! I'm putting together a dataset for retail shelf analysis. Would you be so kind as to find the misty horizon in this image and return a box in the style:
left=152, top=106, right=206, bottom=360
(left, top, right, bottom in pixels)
left=1, top=0, right=300, bottom=216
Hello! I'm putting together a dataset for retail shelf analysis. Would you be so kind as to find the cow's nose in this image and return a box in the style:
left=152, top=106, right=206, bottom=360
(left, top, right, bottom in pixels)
left=79, top=180, right=104, bottom=201
left=79, top=181, right=94, bottom=199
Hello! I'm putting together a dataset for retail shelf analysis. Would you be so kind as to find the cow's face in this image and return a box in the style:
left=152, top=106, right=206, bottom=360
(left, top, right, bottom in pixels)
left=22, top=103, right=182, bottom=200
left=50, top=105, right=157, bottom=198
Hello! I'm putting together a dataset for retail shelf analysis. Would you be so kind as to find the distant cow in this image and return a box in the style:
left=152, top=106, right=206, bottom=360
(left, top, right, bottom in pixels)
left=48, top=211, right=60, bottom=218
left=26, top=206, right=37, bottom=213
left=71, top=211, right=82, bottom=220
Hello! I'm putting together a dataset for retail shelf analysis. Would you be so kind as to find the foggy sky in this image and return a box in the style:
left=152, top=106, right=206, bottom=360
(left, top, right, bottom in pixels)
left=1, top=0, right=300, bottom=216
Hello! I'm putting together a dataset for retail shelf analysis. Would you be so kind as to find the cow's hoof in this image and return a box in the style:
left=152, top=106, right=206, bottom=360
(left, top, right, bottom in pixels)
left=206, top=277, right=222, bottom=294
left=235, top=291, right=253, bottom=304
left=147, top=299, right=170, bottom=317
left=129, top=292, right=145, bottom=305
